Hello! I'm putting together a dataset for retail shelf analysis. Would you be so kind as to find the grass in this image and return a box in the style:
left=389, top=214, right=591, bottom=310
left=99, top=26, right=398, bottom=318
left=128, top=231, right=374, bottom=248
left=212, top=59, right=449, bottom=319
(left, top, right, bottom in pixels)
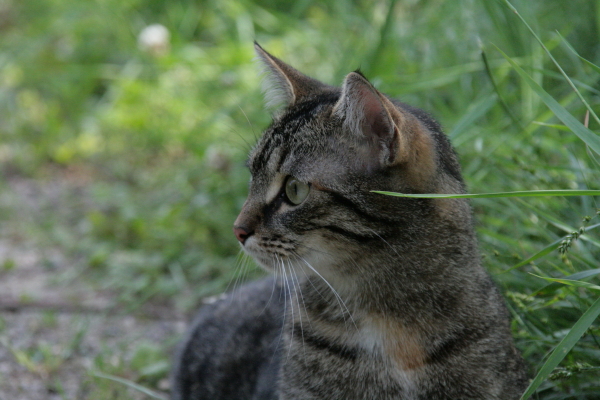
left=0, top=0, right=599, bottom=398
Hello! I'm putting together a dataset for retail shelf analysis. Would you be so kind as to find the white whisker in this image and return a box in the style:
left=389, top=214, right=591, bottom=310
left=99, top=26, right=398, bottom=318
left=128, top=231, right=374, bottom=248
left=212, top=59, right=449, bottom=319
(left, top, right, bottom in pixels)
left=288, top=259, right=308, bottom=357
left=365, top=227, right=402, bottom=259
left=295, top=242, right=336, bottom=258
left=257, top=270, right=279, bottom=318
left=291, top=251, right=357, bottom=330
left=279, top=255, right=296, bottom=361
left=225, top=250, right=251, bottom=304
left=272, top=254, right=287, bottom=364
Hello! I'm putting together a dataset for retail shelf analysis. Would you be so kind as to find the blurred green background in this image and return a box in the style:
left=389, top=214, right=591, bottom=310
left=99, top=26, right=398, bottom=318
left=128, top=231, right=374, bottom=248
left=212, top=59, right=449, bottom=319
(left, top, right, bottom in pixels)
left=1, top=0, right=599, bottom=398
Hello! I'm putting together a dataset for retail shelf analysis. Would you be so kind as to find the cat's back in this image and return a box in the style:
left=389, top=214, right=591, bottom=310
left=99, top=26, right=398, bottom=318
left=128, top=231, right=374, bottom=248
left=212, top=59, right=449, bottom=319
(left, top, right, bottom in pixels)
left=171, top=277, right=284, bottom=400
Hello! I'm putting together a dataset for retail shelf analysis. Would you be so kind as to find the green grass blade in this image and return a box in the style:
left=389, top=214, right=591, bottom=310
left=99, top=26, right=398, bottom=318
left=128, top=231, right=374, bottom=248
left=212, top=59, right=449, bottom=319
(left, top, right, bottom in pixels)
left=91, top=371, right=168, bottom=400
left=533, top=66, right=600, bottom=96
left=480, top=45, right=522, bottom=130
left=494, top=46, right=600, bottom=156
left=449, top=93, right=498, bottom=139
left=578, top=55, right=600, bottom=75
left=365, top=0, right=399, bottom=77
left=520, top=297, right=600, bottom=400
left=531, top=121, right=570, bottom=131
left=381, top=60, right=506, bottom=94
left=555, top=30, right=600, bottom=76
left=530, top=274, right=600, bottom=291
left=534, top=268, right=600, bottom=296
left=503, top=0, right=600, bottom=127
left=499, top=239, right=561, bottom=274
left=372, top=190, right=600, bottom=199
left=500, top=222, right=600, bottom=274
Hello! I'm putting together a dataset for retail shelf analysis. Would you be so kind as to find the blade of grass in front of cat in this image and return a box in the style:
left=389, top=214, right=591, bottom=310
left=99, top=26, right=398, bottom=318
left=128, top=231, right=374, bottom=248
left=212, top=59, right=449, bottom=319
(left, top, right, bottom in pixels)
left=495, top=46, right=600, bottom=156
left=519, top=297, right=600, bottom=400
left=373, top=189, right=600, bottom=199
left=503, top=0, right=600, bottom=126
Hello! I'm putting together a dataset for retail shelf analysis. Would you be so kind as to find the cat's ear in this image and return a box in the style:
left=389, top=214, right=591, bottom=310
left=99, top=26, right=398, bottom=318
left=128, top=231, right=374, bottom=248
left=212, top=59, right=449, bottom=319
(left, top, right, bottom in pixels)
left=333, top=71, right=403, bottom=165
left=333, top=71, right=429, bottom=168
left=254, top=42, right=329, bottom=109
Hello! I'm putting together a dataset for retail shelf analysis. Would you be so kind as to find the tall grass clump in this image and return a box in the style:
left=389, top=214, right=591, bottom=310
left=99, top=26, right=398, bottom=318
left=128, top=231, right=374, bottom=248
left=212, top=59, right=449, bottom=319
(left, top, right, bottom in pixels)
left=0, top=0, right=598, bottom=397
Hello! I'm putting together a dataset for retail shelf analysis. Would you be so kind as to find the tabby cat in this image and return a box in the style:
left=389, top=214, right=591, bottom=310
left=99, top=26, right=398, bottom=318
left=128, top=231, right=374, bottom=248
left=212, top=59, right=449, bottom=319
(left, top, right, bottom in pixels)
left=171, top=43, right=528, bottom=400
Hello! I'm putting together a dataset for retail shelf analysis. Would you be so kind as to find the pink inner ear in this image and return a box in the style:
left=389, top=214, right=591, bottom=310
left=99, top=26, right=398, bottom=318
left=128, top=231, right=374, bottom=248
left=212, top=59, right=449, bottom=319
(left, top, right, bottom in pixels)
left=358, top=86, right=394, bottom=142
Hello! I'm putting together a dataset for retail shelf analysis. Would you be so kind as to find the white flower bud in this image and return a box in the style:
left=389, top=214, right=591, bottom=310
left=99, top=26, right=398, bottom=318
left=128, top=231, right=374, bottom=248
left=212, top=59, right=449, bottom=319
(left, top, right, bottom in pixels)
left=138, top=24, right=170, bottom=56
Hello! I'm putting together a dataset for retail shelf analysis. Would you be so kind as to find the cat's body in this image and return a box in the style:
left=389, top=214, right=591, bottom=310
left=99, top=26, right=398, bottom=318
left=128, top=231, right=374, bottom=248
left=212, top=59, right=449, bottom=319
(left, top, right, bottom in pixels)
left=171, top=43, right=528, bottom=400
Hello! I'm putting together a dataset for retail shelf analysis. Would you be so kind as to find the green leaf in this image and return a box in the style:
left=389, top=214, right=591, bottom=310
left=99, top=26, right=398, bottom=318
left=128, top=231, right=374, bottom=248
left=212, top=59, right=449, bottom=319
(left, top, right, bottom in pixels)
left=479, top=45, right=522, bottom=130
left=498, top=239, right=561, bottom=274
left=534, top=268, right=600, bottom=296
left=373, top=190, right=600, bottom=199
left=554, top=32, right=600, bottom=75
left=494, top=46, right=600, bottom=156
left=530, top=274, right=600, bottom=291
left=503, top=0, right=600, bottom=126
left=578, top=55, right=600, bottom=75
left=520, top=297, right=600, bottom=400
left=449, top=93, right=498, bottom=139
left=531, top=121, right=571, bottom=131
left=500, top=222, right=600, bottom=274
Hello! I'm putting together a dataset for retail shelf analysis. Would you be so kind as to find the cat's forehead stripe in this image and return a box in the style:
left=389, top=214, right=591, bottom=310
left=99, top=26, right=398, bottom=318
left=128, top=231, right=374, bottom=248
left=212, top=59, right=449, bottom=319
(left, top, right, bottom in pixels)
left=249, top=125, right=294, bottom=176
left=265, top=173, right=285, bottom=204
left=249, top=135, right=276, bottom=173
left=250, top=96, right=339, bottom=170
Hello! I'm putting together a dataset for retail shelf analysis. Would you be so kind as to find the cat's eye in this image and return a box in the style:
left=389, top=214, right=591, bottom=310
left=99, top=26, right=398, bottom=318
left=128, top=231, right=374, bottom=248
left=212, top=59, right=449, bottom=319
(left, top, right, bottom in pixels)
left=284, top=176, right=310, bottom=205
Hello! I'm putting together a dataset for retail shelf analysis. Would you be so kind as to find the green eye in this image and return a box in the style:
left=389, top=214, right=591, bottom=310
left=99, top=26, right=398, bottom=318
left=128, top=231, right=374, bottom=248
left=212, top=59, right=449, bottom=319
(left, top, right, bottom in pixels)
left=284, top=176, right=310, bottom=205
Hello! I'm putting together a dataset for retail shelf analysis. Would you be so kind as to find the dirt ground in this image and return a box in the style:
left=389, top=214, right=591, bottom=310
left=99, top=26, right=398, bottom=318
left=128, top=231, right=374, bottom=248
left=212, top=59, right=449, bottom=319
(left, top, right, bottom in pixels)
left=0, top=178, right=188, bottom=400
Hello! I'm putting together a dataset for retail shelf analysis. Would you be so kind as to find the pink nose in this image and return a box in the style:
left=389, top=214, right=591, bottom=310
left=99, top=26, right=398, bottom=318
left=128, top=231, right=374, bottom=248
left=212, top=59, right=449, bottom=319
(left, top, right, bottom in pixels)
left=233, top=226, right=253, bottom=245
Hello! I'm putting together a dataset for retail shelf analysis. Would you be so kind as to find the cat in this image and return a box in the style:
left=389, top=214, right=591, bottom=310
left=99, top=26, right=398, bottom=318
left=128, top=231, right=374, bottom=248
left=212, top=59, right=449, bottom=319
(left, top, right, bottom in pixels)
left=170, top=42, right=528, bottom=400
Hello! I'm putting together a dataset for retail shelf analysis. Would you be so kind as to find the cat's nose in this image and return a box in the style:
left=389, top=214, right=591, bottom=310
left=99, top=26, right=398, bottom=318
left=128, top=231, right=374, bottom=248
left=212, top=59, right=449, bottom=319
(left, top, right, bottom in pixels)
left=233, top=226, right=254, bottom=245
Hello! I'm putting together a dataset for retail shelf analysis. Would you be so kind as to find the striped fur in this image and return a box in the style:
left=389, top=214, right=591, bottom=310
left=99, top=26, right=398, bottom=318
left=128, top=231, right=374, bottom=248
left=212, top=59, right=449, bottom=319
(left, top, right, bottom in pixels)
left=171, top=44, right=528, bottom=400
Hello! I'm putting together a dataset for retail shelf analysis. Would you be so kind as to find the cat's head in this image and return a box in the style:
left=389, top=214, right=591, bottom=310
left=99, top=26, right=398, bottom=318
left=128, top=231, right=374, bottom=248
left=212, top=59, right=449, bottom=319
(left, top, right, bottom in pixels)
left=233, top=43, right=467, bottom=279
